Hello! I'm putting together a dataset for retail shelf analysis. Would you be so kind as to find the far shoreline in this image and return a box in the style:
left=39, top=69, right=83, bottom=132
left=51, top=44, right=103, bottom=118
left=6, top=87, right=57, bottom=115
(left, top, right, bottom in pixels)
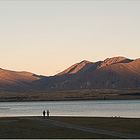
left=0, top=98, right=140, bottom=102
left=0, top=88, right=140, bottom=102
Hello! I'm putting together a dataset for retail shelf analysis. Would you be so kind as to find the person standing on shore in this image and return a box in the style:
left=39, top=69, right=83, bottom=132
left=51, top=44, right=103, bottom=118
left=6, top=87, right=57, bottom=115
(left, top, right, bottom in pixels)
left=43, top=110, right=46, bottom=119
left=47, top=110, right=50, bottom=119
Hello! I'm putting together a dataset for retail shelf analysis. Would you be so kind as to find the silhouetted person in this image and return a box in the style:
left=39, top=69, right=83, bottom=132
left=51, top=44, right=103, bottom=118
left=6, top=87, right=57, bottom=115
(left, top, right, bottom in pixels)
left=47, top=110, right=50, bottom=119
left=43, top=110, right=46, bottom=119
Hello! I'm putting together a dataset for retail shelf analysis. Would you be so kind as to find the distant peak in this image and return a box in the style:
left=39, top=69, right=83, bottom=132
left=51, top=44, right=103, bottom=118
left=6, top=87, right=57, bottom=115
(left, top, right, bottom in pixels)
left=79, top=60, right=91, bottom=64
left=134, top=58, right=140, bottom=61
left=130, top=58, right=140, bottom=65
left=104, top=56, right=128, bottom=62
left=100, top=56, right=132, bottom=68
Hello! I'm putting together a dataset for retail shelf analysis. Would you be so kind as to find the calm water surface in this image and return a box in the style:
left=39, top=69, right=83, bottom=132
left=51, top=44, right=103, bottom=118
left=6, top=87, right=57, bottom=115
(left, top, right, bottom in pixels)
left=0, top=100, right=140, bottom=118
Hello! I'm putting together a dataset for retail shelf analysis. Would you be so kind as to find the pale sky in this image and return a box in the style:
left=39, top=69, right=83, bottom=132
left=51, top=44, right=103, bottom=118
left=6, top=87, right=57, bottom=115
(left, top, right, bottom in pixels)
left=0, top=0, right=140, bottom=76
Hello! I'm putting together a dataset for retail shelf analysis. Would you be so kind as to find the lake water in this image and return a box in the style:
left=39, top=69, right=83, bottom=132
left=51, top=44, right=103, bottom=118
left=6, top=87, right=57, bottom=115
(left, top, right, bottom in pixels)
left=0, top=100, right=140, bottom=118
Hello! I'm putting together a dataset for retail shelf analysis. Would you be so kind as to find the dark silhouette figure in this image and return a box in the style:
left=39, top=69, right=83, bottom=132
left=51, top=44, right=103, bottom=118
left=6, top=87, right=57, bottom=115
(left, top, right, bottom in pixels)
left=43, top=110, right=46, bottom=119
left=47, top=110, right=50, bottom=119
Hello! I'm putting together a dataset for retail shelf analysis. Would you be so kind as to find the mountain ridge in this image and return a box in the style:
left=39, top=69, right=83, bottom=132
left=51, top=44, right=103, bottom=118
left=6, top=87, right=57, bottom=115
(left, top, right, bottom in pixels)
left=0, top=56, right=140, bottom=91
left=31, top=56, right=140, bottom=90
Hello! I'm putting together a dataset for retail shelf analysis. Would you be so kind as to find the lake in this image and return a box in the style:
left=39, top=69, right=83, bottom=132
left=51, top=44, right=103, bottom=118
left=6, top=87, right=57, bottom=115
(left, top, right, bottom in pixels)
left=0, top=100, right=140, bottom=118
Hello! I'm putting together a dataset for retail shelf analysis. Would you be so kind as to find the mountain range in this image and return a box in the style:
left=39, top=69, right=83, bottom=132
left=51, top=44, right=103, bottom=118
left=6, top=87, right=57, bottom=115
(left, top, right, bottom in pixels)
left=0, top=56, right=140, bottom=92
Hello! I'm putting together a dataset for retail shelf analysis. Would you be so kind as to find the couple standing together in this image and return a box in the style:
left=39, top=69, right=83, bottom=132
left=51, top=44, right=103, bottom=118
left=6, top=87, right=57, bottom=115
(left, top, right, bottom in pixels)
left=43, top=110, right=50, bottom=119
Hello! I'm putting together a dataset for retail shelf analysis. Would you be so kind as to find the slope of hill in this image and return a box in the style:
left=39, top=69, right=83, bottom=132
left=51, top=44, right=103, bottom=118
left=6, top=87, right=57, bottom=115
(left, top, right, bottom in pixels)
left=0, top=68, right=44, bottom=91
left=57, top=60, right=94, bottom=75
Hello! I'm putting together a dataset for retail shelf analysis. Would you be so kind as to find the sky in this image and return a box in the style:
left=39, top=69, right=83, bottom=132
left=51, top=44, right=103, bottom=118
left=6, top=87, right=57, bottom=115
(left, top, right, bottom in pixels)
left=0, top=0, right=140, bottom=76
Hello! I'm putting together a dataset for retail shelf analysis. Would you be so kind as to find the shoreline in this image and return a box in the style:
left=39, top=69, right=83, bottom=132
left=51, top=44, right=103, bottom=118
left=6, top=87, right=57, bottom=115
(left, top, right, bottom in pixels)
left=0, top=115, right=140, bottom=119
left=0, top=98, right=140, bottom=102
